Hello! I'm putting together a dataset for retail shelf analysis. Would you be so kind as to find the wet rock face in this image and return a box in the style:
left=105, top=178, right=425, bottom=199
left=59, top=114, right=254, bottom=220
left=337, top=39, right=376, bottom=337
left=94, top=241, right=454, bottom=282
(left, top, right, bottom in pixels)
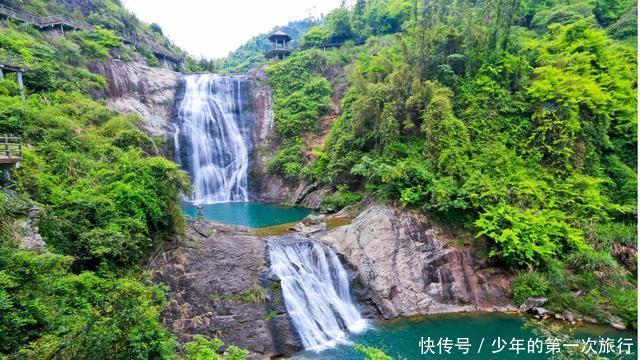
left=88, top=59, right=180, bottom=139
left=319, top=204, right=514, bottom=319
left=245, top=68, right=298, bottom=203
left=151, top=221, right=300, bottom=359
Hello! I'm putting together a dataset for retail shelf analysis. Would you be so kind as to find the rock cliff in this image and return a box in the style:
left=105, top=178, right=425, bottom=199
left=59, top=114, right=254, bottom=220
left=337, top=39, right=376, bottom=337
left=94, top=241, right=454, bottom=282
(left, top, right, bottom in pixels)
left=151, top=202, right=513, bottom=358
left=151, top=221, right=299, bottom=359
left=88, top=59, right=180, bottom=140
left=319, top=203, right=514, bottom=319
left=244, top=70, right=333, bottom=207
left=245, top=68, right=298, bottom=203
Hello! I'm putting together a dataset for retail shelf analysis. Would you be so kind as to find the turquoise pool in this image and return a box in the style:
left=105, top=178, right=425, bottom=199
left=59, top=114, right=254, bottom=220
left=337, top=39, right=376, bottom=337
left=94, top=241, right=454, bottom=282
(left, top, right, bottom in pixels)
left=297, top=313, right=636, bottom=359
left=182, top=202, right=311, bottom=228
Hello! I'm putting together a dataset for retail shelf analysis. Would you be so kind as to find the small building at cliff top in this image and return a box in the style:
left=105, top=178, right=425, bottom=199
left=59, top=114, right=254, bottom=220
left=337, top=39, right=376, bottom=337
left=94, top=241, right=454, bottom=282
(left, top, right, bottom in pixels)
left=265, top=31, right=291, bottom=60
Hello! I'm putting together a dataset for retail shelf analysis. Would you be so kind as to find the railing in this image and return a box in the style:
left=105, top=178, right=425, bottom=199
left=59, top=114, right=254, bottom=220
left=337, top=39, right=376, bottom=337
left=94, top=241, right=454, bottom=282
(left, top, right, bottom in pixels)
left=0, top=3, right=84, bottom=29
left=0, top=3, right=182, bottom=64
left=117, top=33, right=183, bottom=63
left=299, top=40, right=366, bottom=51
left=271, top=43, right=289, bottom=50
left=0, top=135, right=22, bottom=162
left=0, top=3, right=42, bottom=25
left=0, top=51, right=25, bottom=69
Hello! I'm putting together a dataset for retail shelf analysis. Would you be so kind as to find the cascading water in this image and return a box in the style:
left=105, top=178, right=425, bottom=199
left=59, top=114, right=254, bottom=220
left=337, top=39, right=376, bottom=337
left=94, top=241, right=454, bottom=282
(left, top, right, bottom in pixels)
left=269, top=241, right=367, bottom=351
left=174, top=74, right=254, bottom=204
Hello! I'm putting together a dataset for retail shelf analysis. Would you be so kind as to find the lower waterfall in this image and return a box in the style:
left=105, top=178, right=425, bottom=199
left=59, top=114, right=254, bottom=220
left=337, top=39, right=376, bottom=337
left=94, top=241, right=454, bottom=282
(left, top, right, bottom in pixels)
left=174, top=74, right=254, bottom=204
left=269, top=241, right=367, bottom=351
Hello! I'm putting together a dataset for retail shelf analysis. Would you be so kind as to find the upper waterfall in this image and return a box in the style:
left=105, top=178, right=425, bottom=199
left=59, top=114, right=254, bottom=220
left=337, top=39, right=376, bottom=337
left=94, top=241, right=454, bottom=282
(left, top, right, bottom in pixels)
left=174, top=74, right=254, bottom=204
left=269, top=241, right=367, bottom=351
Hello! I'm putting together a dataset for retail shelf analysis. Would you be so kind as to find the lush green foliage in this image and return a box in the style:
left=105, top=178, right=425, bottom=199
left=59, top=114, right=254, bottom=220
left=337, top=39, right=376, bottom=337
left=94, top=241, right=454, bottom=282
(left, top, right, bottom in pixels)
left=512, top=271, right=549, bottom=305
left=355, top=344, right=392, bottom=360
left=265, top=51, right=333, bottom=180
left=0, top=1, right=246, bottom=357
left=0, top=93, right=190, bottom=271
left=2, top=0, right=181, bottom=68
left=320, top=185, right=363, bottom=212
left=300, top=0, right=412, bottom=46
left=184, top=336, right=248, bottom=360
left=265, top=0, right=637, bottom=326
left=0, top=247, right=176, bottom=358
left=476, top=204, right=586, bottom=266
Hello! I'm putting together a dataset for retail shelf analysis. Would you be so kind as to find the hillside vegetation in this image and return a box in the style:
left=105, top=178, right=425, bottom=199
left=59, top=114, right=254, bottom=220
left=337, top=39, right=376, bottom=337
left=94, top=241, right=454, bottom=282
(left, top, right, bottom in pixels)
left=0, top=1, right=246, bottom=358
left=0, top=0, right=636, bottom=357
left=263, top=0, right=637, bottom=327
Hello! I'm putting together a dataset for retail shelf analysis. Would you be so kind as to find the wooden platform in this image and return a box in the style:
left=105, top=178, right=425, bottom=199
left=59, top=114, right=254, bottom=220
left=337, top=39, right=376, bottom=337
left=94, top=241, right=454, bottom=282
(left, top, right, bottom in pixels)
left=266, top=48, right=291, bottom=59
left=0, top=135, right=22, bottom=164
left=0, top=53, right=26, bottom=72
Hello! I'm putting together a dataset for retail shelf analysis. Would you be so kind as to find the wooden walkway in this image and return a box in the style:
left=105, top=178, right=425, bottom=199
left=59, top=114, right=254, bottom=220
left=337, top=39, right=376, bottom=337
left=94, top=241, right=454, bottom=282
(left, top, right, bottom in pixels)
left=0, top=3, right=83, bottom=30
left=0, top=52, right=25, bottom=72
left=0, top=52, right=26, bottom=99
left=299, top=40, right=366, bottom=51
left=0, top=135, right=22, bottom=164
left=0, top=4, right=183, bottom=65
left=120, top=36, right=184, bottom=64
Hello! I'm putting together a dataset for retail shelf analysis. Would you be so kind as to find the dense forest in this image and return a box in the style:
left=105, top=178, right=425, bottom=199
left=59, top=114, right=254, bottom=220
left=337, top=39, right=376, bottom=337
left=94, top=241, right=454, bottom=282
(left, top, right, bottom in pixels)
left=0, top=0, right=244, bottom=358
left=0, top=0, right=636, bottom=358
left=264, top=0, right=637, bottom=331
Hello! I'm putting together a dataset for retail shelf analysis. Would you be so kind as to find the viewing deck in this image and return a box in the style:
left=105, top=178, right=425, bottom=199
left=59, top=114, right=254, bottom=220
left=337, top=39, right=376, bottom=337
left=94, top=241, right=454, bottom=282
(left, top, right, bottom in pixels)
left=0, top=135, right=22, bottom=164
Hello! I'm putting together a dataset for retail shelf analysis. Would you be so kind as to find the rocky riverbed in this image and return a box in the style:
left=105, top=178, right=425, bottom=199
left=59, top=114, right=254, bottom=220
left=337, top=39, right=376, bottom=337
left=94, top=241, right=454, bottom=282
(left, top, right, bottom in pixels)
left=150, top=202, right=515, bottom=358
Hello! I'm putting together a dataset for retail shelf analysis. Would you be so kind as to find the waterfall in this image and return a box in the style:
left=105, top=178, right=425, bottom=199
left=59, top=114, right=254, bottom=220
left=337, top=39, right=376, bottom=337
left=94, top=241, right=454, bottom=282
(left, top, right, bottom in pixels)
left=269, top=241, right=367, bottom=351
left=174, top=74, right=254, bottom=204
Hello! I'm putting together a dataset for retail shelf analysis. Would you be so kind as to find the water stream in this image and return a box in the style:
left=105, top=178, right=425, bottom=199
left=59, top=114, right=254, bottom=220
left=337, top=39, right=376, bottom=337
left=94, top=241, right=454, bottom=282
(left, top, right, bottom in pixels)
left=174, top=74, right=253, bottom=204
left=170, top=73, right=637, bottom=359
left=269, top=241, right=368, bottom=351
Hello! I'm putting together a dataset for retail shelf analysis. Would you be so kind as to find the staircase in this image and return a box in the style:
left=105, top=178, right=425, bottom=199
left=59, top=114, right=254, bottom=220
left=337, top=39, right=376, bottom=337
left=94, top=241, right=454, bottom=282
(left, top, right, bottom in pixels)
left=0, top=3, right=183, bottom=65
left=0, top=3, right=84, bottom=30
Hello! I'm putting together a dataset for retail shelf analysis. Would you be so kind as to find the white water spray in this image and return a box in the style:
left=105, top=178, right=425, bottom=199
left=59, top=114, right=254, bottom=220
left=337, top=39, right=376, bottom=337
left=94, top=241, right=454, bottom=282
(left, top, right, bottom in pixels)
left=174, top=74, right=253, bottom=204
left=269, top=241, right=367, bottom=351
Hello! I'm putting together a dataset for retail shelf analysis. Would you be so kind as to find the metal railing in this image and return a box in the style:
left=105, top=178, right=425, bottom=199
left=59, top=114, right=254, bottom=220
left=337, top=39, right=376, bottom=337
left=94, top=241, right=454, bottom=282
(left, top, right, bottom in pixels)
left=0, top=135, right=22, bottom=161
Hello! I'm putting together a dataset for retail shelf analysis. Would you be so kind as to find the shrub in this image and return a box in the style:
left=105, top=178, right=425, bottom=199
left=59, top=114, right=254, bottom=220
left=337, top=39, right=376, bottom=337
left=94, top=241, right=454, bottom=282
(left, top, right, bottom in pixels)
left=589, top=222, right=637, bottom=249
left=112, top=129, right=159, bottom=155
left=320, top=186, right=363, bottom=212
left=476, top=204, right=586, bottom=267
left=609, top=287, right=637, bottom=329
left=183, top=335, right=248, bottom=360
left=266, top=139, right=305, bottom=180
left=0, top=249, right=177, bottom=358
left=0, top=79, right=19, bottom=97
left=354, top=344, right=392, bottom=360
left=565, top=250, right=623, bottom=276
left=512, top=271, right=549, bottom=306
